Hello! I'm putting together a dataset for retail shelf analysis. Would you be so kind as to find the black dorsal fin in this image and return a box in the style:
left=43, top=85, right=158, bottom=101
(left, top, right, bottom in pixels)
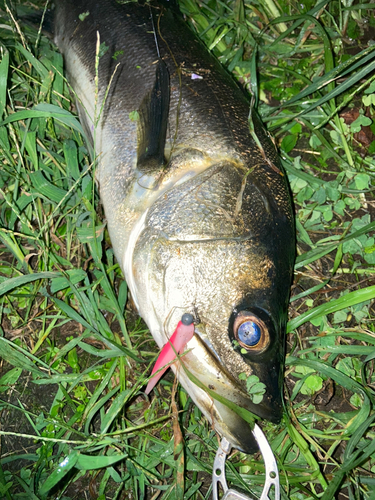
left=137, top=59, right=170, bottom=172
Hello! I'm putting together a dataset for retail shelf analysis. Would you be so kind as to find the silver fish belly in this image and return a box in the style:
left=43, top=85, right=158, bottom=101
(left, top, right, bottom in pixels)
left=54, top=0, right=295, bottom=453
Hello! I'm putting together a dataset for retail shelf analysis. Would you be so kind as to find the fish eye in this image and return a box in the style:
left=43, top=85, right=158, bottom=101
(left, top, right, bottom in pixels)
left=237, top=321, right=261, bottom=346
left=233, top=312, right=269, bottom=352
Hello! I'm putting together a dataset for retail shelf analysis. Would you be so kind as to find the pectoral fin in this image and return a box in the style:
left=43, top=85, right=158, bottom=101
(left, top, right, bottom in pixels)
left=137, top=59, right=170, bottom=172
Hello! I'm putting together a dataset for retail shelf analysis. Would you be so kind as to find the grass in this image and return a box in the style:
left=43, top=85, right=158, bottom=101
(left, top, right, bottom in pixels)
left=0, top=0, right=374, bottom=499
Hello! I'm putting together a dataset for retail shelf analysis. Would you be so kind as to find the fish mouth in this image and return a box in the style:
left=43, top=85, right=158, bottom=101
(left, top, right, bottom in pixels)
left=172, top=329, right=283, bottom=454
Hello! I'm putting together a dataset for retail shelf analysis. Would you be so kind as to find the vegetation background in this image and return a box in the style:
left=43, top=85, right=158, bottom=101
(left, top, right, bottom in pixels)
left=0, top=0, right=374, bottom=498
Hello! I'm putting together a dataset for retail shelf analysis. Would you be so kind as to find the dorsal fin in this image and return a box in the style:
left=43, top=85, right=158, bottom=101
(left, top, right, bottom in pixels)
left=137, top=59, right=170, bottom=172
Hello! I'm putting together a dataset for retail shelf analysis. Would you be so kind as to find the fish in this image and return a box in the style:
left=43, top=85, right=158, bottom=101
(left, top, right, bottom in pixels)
left=53, top=0, right=295, bottom=453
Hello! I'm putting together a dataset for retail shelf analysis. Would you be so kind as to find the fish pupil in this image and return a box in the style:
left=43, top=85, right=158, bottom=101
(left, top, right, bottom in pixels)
left=237, top=321, right=261, bottom=346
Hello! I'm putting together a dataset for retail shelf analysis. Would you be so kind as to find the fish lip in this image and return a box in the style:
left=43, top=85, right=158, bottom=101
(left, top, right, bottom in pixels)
left=182, top=326, right=283, bottom=450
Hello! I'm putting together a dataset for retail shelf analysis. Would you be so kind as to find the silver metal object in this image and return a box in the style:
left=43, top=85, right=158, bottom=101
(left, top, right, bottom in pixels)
left=212, top=424, right=280, bottom=500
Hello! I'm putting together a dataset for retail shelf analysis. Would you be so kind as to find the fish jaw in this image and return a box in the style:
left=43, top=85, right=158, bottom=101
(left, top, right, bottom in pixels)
left=140, top=320, right=283, bottom=454
left=170, top=336, right=261, bottom=454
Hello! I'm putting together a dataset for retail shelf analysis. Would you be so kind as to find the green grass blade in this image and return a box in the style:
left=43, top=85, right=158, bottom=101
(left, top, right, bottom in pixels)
left=288, top=285, right=375, bottom=332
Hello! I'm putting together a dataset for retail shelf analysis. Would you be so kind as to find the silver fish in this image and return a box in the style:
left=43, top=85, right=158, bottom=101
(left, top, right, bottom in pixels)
left=54, top=0, right=295, bottom=453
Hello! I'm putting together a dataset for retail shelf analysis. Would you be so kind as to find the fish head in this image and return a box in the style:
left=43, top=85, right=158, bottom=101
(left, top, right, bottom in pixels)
left=129, top=155, right=295, bottom=453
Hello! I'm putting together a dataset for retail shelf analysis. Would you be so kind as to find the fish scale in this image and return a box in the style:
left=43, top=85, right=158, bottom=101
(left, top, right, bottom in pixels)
left=54, top=0, right=295, bottom=454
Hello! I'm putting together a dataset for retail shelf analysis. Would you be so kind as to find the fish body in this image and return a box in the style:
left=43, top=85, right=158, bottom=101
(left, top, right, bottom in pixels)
left=54, top=0, right=295, bottom=453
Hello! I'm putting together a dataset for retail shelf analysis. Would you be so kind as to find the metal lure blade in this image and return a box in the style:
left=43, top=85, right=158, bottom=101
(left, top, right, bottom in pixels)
left=212, top=424, right=280, bottom=500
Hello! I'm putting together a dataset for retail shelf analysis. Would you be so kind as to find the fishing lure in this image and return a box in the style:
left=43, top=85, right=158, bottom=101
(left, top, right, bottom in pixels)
left=145, top=313, right=195, bottom=394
